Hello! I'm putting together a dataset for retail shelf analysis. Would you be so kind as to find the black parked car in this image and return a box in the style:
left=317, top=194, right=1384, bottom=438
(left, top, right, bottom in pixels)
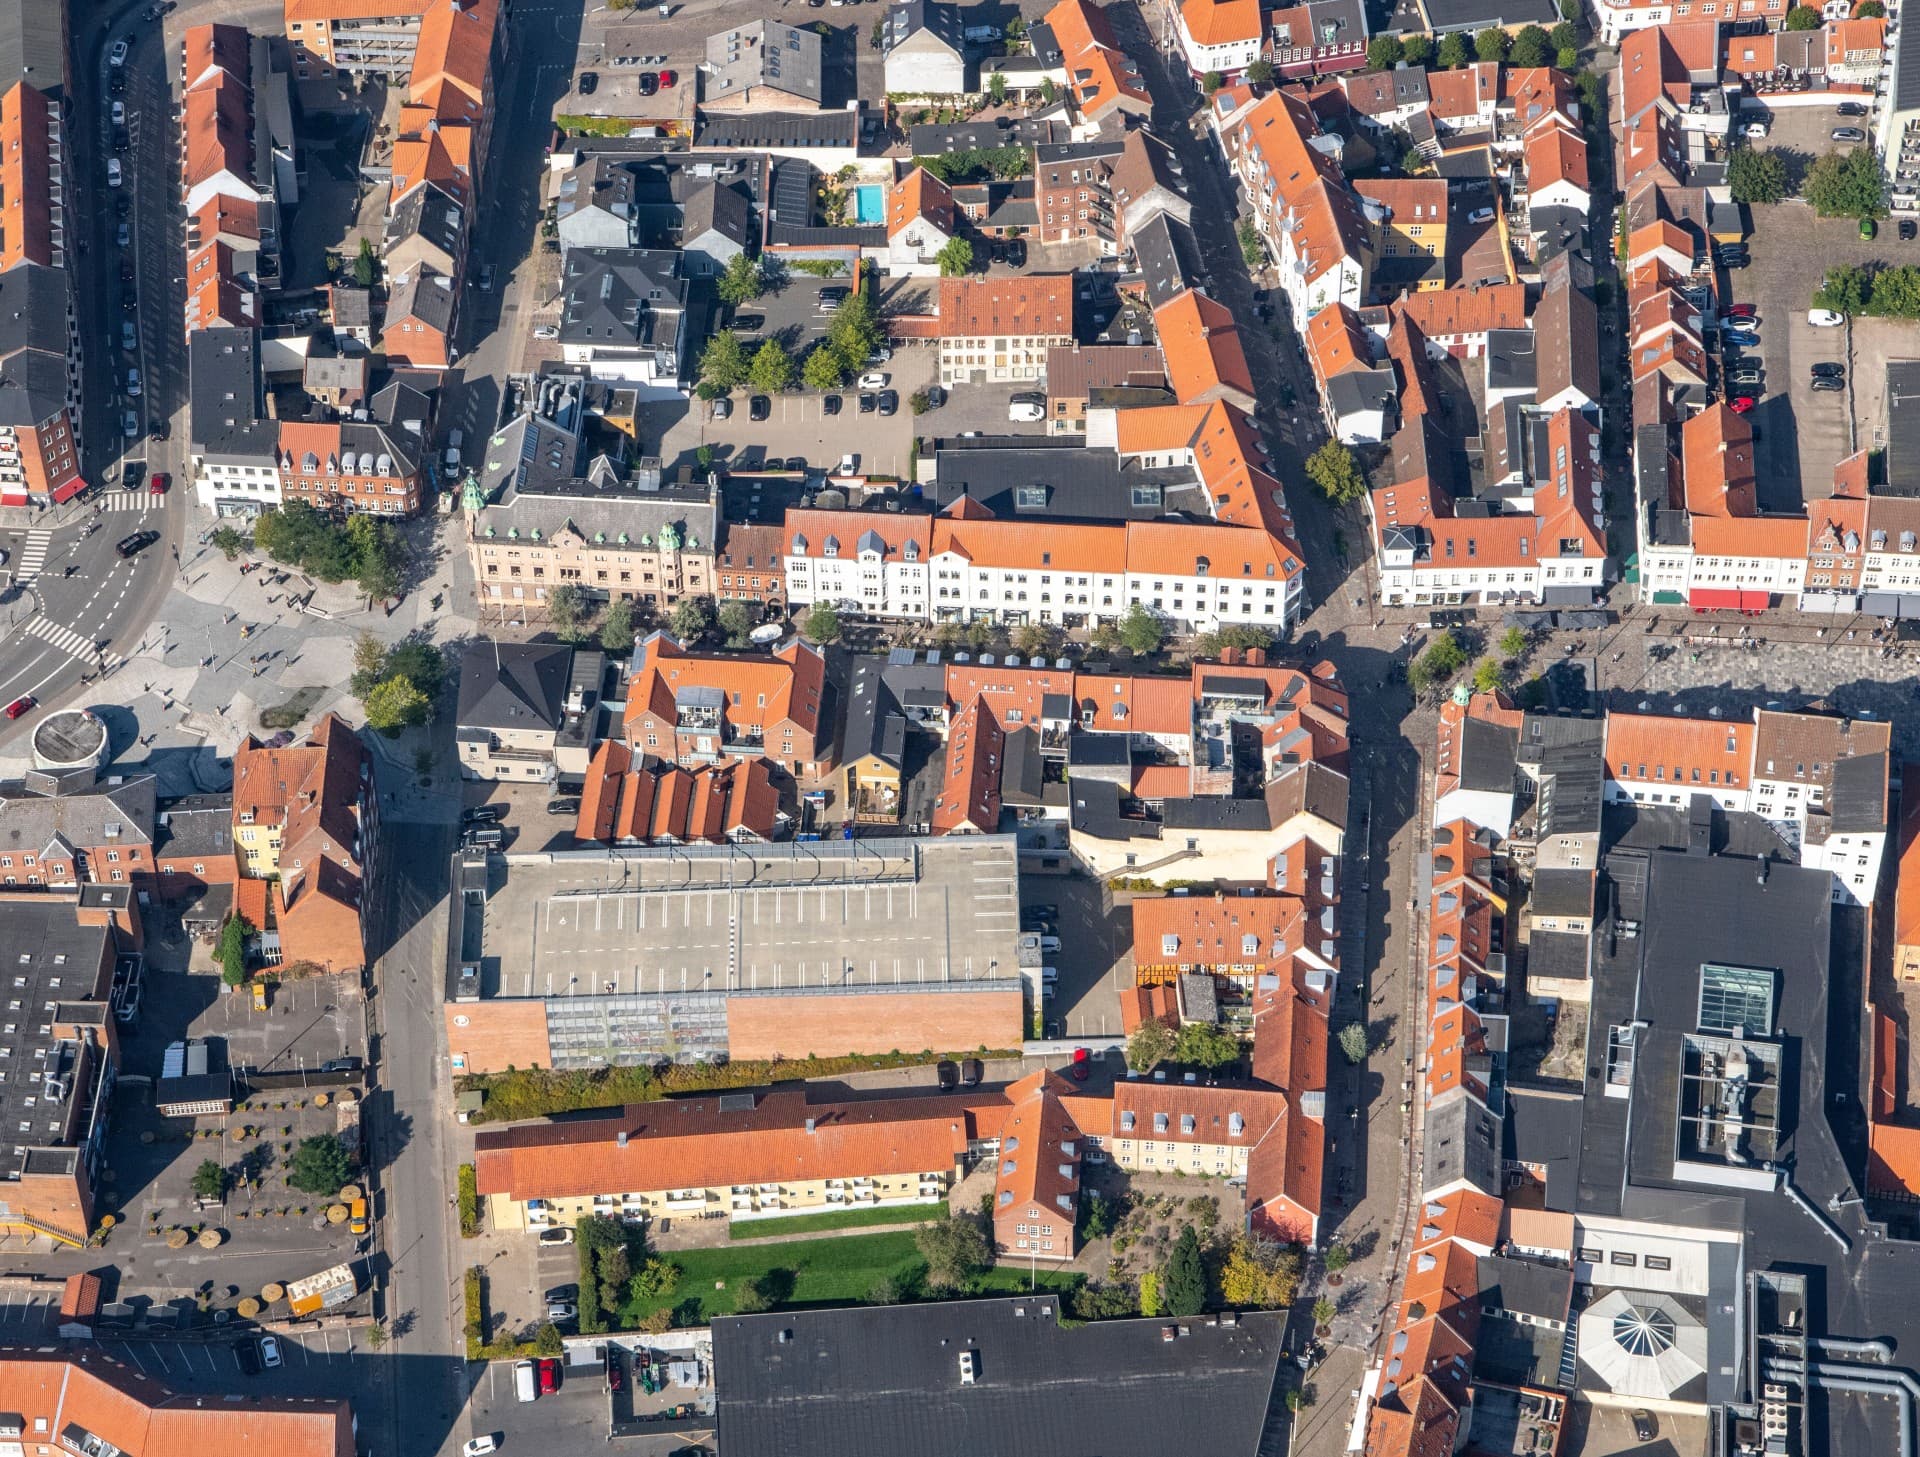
left=858, top=392, right=877, bottom=413
left=235, top=1341, right=261, bottom=1377
left=877, top=389, right=899, bottom=416
left=750, top=394, right=771, bottom=421
left=1812, top=362, right=1845, bottom=379
left=463, top=805, right=504, bottom=825
left=1903, top=220, right=1918, bottom=242
left=545, top=1284, right=578, bottom=1304
left=578, top=71, right=598, bottom=94
left=822, top=394, right=842, bottom=415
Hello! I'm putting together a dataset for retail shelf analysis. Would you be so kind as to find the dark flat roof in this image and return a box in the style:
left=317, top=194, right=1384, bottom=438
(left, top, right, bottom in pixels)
left=712, top=1300, right=1284, bottom=1457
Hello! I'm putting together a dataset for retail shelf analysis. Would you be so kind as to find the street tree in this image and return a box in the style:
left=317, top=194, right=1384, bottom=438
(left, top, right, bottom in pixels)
left=217, top=915, right=249, bottom=987
left=1305, top=440, right=1366, bottom=504
left=1508, top=24, right=1551, bottom=66
left=1474, top=26, right=1510, bottom=61
left=1118, top=602, right=1164, bottom=656
left=1814, top=262, right=1872, bottom=315
left=1126, top=1020, right=1176, bottom=1073
left=718, top=601, right=753, bottom=646
left=192, top=1160, right=228, bottom=1203
left=1437, top=32, right=1469, bottom=67
left=716, top=253, right=766, bottom=306
left=545, top=583, right=588, bottom=642
left=600, top=597, right=636, bottom=653
left=747, top=339, right=795, bottom=394
left=803, top=602, right=842, bottom=643
left=803, top=343, right=847, bottom=392
left=1246, top=58, right=1274, bottom=83
left=363, top=676, right=430, bottom=733
left=1367, top=35, right=1403, bottom=69
left=699, top=331, right=749, bottom=392
left=670, top=595, right=716, bottom=643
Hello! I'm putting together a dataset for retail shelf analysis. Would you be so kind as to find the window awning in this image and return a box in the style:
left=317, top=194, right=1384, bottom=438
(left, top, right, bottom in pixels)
left=1689, top=588, right=1742, bottom=609
left=51, top=477, right=86, bottom=505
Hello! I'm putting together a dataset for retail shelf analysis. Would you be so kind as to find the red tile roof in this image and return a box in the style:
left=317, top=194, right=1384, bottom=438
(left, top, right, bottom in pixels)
left=1153, top=290, right=1255, bottom=406
left=936, top=274, right=1074, bottom=339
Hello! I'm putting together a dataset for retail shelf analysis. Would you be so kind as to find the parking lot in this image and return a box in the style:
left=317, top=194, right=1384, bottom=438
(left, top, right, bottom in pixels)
left=468, top=1335, right=716, bottom=1457
left=1025, top=874, right=1132, bottom=1040
left=1719, top=192, right=1905, bottom=508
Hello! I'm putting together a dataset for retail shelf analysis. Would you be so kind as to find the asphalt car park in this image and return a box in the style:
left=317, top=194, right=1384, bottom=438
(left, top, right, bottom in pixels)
left=1720, top=198, right=1891, bottom=508
left=1023, top=876, right=1133, bottom=1040
left=467, top=1350, right=615, bottom=1453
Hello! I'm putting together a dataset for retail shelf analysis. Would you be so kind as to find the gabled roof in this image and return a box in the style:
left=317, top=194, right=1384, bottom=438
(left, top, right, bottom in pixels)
left=1177, top=0, right=1262, bottom=47
left=456, top=641, right=572, bottom=732
left=1153, top=289, right=1255, bottom=405
left=936, top=274, right=1074, bottom=339
left=1042, top=0, right=1152, bottom=119
left=886, top=165, right=956, bottom=241
left=408, top=0, right=498, bottom=119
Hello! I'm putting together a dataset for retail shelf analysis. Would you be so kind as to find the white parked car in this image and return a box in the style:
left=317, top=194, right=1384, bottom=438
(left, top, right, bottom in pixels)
left=1807, top=309, right=1847, bottom=327
left=836, top=452, right=858, bottom=476
left=532, top=325, right=558, bottom=339
left=110, top=39, right=129, bottom=66
left=857, top=372, right=888, bottom=390
left=126, top=368, right=141, bottom=397
left=259, top=1336, right=282, bottom=1369
left=111, top=100, right=125, bottom=126
left=1744, top=120, right=1769, bottom=138
left=106, top=157, right=122, bottom=188
left=1008, top=400, right=1045, bottom=423
left=537, top=1226, right=574, bottom=1245
left=462, top=1440, right=499, bottom=1457
left=1467, top=206, right=1495, bottom=224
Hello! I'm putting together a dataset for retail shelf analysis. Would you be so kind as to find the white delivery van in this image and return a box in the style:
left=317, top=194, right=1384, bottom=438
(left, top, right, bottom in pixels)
left=514, top=1360, right=537, bottom=1403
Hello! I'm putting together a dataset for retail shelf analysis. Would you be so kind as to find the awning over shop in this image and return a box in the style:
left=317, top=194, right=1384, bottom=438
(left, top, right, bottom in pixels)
left=1541, top=586, right=1597, bottom=606
left=50, top=476, right=86, bottom=504
left=1740, top=591, right=1770, bottom=610
left=1651, top=590, right=1685, bottom=605
left=1862, top=592, right=1920, bottom=618
left=1797, top=592, right=1857, bottom=615
left=1689, top=589, right=1743, bottom=609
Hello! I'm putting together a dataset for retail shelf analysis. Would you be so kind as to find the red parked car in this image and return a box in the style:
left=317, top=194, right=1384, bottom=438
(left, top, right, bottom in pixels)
left=1723, top=303, right=1757, bottom=320
left=1730, top=395, right=1756, bottom=414
left=537, top=1358, right=560, bottom=1395
left=1070, top=1047, right=1091, bottom=1082
left=149, top=471, right=169, bottom=496
left=659, top=69, right=677, bottom=87
left=3, top=695, right=32, bottom=721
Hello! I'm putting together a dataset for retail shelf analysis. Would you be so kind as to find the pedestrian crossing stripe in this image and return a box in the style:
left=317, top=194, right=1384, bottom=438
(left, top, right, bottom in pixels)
left=21, top=616, right=123, bottom=669
left=14, top=530, right=48, bottom=581
left=96, top=491, right=152, bottom=514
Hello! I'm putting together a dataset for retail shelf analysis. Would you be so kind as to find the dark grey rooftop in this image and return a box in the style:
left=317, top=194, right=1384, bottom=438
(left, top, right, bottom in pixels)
left=930, top=441, right=1206, bottom=523
left=1130, top=212, right=1205, bottom=313
left=1504, top=1083, right=1585, bottom=1211
left=189, top=328, right=272, bottom=460
left=696, top=110, right=856, bottom=152
left=1423, top=1093, right=1502, bottom=1200
left=1529, top=868, right=1592, bottom=919
left=711, top=1299, right=1284, bottom=1457
left=559, top=247, right=686, bottom=349
left=1069, top=777, right=1160, bottom=842
left=457, top=641, right=574, bottom=733
left=910, top=117, right=1059, bottom=156
left=0, top=898, right=109, bottom=1167
left=1457, top=715, right=1518, bottom=795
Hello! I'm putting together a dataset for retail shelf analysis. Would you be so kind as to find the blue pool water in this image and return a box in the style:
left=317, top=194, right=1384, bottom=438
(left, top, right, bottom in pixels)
left=852, top=184, right=884, bottom=224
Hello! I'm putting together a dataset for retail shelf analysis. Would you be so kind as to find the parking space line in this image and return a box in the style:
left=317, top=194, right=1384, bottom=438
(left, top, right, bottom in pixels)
left=149, top=1345, right=172, bottom=1374
left=118, top=1343, right=147, bottom=1373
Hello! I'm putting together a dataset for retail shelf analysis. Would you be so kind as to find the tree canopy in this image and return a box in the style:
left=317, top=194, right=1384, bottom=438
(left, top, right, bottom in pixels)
left=1305, top=440, right=1366, bottom=504
left=1728, top=147, right=1789, bottom=205
left=1508, top=24, right=1551, bottom=66
left=716, top=253, right=766, bottom=306
left=1474, top=26, right=1510, bottom=61
left=288, top=1135, right=352, bottom=1196
left=1163, top=1227, right=1208, bottom=1316
left=1805, top=145, right=1888, bottom=218
left=747, top=339, right=795, bottom=394
left=1784, top=3, right=1823, bottom=26
left=936, top=236, right=974, bottom=277
left=916, top=1211, right=990, bottom=1291
left=699, top=331, right=749, bottom=392
left=1126, top=1020, right=1176, bottom=1073
left=1117, top=602, right=1164, bottom=655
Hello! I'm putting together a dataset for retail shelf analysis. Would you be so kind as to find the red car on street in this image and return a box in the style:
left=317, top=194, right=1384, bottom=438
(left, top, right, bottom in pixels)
left=537, top=1359, right=560, bottom=1395
left=1070, top=1047, right=1091, bottom=1082
left=1723, top=303, right=1757, bottom=320
left=1730, top=396, right=1756, bottom=414
left=149, top=471, right=169, bottom=496
left=4, top=695, right=32, bottom=721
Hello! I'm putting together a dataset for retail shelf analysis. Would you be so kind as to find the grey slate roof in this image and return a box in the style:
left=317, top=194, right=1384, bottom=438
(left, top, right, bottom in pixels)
left=558, top=247, right=687, bottom=349
left=0, top=0, right=70, bottom=102
left=910, top=117, right=1059, bottom=155
left=704, top=21, right=824, bottom=107
left=681, top=179, right=753, bottom=251
left=712, top=1299, right=1285, bottom=1457
left=696, top=110, right=857, bottom=152
left=386, top=182, right=465, bottom=262
left=1130, top=212, right=1205, bottom=312
left=886, top=0, right=965, bottom=57
left=457, top=641, right=574, bottom=732
left=189, top=328, right=279, bottom=464
left=154, top=794, right=236, bottom=864
left=1423, top=1093, right=1503, bottom=1198
left=930, top=441, right=1205, bottom=522
left=0, top=771, right=157, bottom=860
left=387, top=266, right=458, bottom=334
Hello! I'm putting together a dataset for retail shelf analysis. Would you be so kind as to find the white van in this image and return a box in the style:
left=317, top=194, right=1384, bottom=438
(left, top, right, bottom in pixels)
left=513, top=1360, right=537, bottom=1403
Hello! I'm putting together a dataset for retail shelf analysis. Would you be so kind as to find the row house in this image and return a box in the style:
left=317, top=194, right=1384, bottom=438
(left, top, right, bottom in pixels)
left=1265, top=0, right=1368, bottom=80
left=1219, top=87, right=1369, bottom=331
left=0, top=768, right=157, bottom=891
left=1032, top=0, right=1152, bottom=132
left=783, top=505, right=1306, bottom=632
left=276, top=382, right=429, bottom=516
left=0, top=83, right=83, bottom=509
left=936, top=274, right=1075, bottom=386
left=575, top=741, right=781, bottom=845
left=231, top=714, right=378, bottom=975
left=1035, top=138, right=1123, bottom=251
left=285, top=0, right=436, bottom=77
left=1171, top=0, right=1264, bottom=82
left=621, top=631, right=831, bottom=778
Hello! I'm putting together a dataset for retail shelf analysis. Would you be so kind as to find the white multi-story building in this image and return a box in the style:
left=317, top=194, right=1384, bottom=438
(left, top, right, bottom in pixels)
left=1170, top=0, right=1263, bottom=80
left=935, top=275, right=1075, bottom=386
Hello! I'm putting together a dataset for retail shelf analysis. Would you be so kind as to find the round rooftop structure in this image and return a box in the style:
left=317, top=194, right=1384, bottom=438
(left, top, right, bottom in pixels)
left=32, top=708, right=107, bottom=773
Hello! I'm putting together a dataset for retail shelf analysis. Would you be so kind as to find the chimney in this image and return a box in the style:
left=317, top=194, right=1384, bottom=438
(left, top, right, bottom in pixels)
left=616, top=1130, right=628, bottom=1148
left=805, top=1118, right=817, bottom=1133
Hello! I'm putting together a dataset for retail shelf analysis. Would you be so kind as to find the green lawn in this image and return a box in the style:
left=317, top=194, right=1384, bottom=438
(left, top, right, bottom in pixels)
left=619, top=1230, right=1085, bottom=1326
left=728, top=1204, right=941, bottom=1241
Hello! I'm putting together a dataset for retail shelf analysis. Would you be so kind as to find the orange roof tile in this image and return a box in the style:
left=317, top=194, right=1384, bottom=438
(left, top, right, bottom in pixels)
left=1304, top=302, right=1373, bottom=384
left=1112, top=401, right=1211, bottom=455
left=621, top=633, right=826, bottom=741
left=1392, top=283, right=1527, bottom=339
left=407, top=0, right=498, bottom=115
left=992, top=1069, right=1084, bottom=1227
left=1125, top=518, right=1300, bottom=580
left=1830, top=16, right=1887, bottom=62
left=1133, top=892, right=1304, bottom=974
left=887, top=165, right=956, bottom=240
left=1690, top=514, right=1811, bottom=559
left=1177, top=0, right=1262, bottom=46
left=1606, top=711, right=1754, bottom=790
left=1682, top=403, right=1757, bottom=518
left=933, top=516, right=1128, bottom=573
left=1526, top=124, right=1589, bottom=194
left=936, top=274, right=1074, bottom=339
left=931, top=695, right=1005, bottom=834
left=1153, top=289, right=1255, bottom=405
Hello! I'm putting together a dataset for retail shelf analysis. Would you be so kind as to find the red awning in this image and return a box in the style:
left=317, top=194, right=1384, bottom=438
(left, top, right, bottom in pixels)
left=0, top=488, right=25, bottom=508
left=1739, top=590, right=1771, bottom=610
left=50, top=476, right=85, bottom=504
left=1690, top=589, right=1743, bottom=610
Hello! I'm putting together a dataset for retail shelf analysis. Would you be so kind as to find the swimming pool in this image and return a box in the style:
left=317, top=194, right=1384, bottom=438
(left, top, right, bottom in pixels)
left=852, top=184, right=884, bottom=224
